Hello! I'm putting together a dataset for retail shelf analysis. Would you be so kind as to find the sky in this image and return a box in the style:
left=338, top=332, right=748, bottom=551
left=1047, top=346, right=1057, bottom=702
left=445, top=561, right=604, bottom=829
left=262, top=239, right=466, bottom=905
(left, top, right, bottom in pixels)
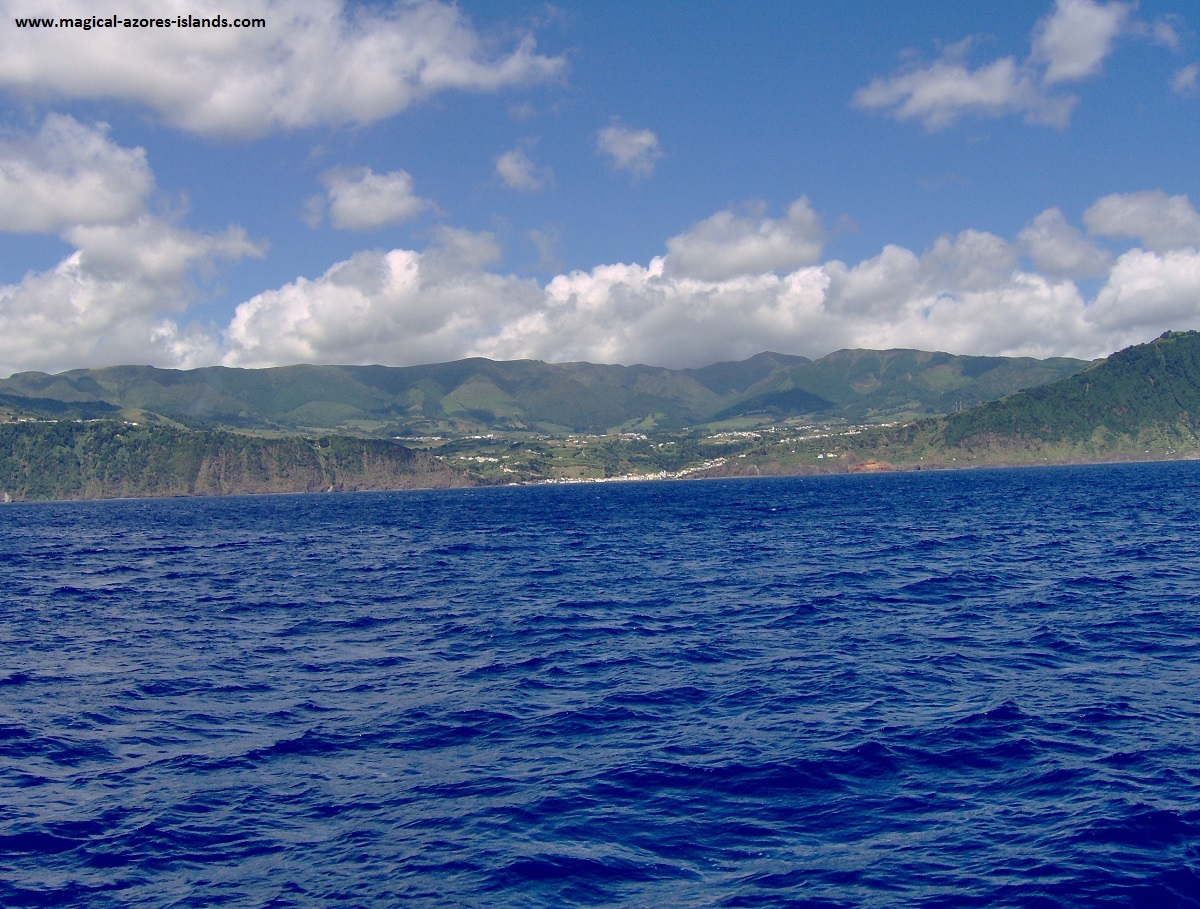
left=0, top=0, right=1198, bottom=377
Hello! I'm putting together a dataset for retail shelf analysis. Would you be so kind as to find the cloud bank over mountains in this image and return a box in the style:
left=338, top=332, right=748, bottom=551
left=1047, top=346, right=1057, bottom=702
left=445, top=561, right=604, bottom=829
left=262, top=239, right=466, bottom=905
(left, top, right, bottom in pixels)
left=1, top=113, right=1196, bottom=375
left=217, top=191, right=1200, bottom=371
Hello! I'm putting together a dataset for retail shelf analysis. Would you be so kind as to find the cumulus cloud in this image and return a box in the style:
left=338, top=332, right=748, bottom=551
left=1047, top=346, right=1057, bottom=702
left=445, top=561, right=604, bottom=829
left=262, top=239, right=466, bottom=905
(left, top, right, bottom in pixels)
left=222, top=228, right=542, bottom=367
left=1173, top=64, right=1199, bottom=96
left=832, top=266, right=1093, bottom=361
left=1089, top=248, right=1200, bottom=339
left=439, top=225, right=1099, bottom=365
left=312, top=167, right=430, bottom=230
left=0, top=116, right=262, bottom=376
left=0, top=217, right=261, bottom=374
left=856, top=0, right=1147, bottom=130
left=1018, top=208, right=1113, bottom=278
left=9, top=189, right=1200, bottom=377
left=921, top=229, right=1019, bottom=291
left=1084, top=191, right=1200, bottom=251
left=596, top=123, right=662, bottom=176
left=664, top=199, right=824, bottom=281
left=818, top=230, right=1086, bottom=359
left=1149, top=19, right=1182, bottom=52
left=496, top=146, right=551, bottom=192
left=854, top=49, right=1070, bottom=130
left=1031, top=0, right=1130, bottom=84
left=0, top=0, right=566, bottom=138
left=207, top=194, right=1200, bottom=372
left=0, top=115, right=153, bottom=232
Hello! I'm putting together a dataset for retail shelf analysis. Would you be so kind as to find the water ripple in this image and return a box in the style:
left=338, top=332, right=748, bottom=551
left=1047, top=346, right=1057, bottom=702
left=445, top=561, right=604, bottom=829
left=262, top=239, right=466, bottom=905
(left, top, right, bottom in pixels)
left=3, top=462, right=1200, bottom=907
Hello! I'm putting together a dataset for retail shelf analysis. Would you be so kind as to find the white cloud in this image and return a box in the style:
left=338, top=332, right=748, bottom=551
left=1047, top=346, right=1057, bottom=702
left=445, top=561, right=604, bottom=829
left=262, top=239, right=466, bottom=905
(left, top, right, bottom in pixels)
left=853, top=48, right=1072, bottom=130
left=664, top=198, right=824, bottom=281
left=596, top=123, right=662, bottom=176
left=1090, top=248, right=1200, bottom=338
left=819, top=231, right=1090, bottom=358
left=1019, top=208, right=1113, bottom=277
left=9, top=191, right=1200, bottom=377
left=210, top=203, right=1132, bottom=372
left=0, top=217, right=261, bottom=375
left=0, top=116, right=262, bottom=376
left=856, top=0, right=1149, bottom=130
left=921, top=229, right=1019, bottom=291
left=1084, top=191, right=1200, bottom=251
left=1173, top=64, right=1199, bottom=96
left=822, top=244, right=921, bottom=319
left=317, top=167, right=430, bottom=230
left=222, top=228, right=543, bottom=368
left=495, top=146, right=550, bottom=192
left=1149, top=19, right=1182, bottom=52
left=527, top=226, right=563, bottom=273
left=188, top=194, right=1200, bottom=372
left=0, top=115, right=152, bottom=232
left=480, top=225, right=1100, bottom=365
left=0, top=0, right=566, bottom=138
left=62, top=217, right=259, bottom=283
left=1032, top=0, right=1130, bottom=84
left=837, top=269, right=1093, bottom=361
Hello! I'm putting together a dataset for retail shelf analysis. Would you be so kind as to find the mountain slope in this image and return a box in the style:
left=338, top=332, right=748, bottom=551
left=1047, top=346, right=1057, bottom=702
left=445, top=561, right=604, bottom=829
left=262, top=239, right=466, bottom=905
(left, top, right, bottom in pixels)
left=713, top=348, right=1090, bottom=423
left=695, top=332, right=1200, bottom=479
left=0, top=348, right=1089, bottom=435
left=940, top=330, right=1200, bottom=452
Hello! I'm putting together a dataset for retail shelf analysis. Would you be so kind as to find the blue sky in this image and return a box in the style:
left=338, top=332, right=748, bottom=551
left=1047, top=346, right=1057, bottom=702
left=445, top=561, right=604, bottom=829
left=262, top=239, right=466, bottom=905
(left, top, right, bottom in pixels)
left=0, top=0, right=1198, bottom=376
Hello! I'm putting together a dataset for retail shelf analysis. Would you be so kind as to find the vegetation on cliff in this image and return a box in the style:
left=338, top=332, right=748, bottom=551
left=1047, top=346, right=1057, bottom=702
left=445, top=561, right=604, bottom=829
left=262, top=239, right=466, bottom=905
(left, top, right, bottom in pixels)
left=0, top=421, right=468, bottom=502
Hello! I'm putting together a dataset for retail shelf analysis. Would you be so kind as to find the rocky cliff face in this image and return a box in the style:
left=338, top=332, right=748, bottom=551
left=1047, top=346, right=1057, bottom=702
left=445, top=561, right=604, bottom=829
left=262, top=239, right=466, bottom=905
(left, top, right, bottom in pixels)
left=0, top=422, right=471, bottom=502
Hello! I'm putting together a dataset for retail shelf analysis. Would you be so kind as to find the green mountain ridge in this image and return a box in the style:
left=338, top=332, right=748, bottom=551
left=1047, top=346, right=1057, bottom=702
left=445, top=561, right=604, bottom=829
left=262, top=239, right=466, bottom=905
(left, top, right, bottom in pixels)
left=0, top=347, right=1090, bottom=436
left=725, top=331, right=1200, bottom=476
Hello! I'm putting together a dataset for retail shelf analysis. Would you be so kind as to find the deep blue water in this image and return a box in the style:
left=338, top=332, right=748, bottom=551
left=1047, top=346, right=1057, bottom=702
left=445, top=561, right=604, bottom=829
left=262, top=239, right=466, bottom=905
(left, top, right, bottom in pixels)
left=3, top=462, right=1200, bottom=907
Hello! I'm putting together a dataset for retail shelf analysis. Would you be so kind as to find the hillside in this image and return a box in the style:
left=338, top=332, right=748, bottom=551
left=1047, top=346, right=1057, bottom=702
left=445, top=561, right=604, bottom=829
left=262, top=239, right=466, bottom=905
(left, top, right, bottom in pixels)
left=701, top=331, right=1200, bottom=477
left=0, top=348, right=1089, bottom=436
left=715, top=348, right=1088, bottom=423
left=939, top=330, right=1200, bottom=455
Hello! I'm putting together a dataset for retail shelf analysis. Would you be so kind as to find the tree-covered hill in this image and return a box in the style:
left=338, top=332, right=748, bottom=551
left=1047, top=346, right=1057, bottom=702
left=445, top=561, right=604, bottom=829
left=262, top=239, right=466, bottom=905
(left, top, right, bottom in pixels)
left=0, top=348, right=1089, bottom=435
left=939, top=331, right=1200, bottom=453
left=715, top=348, right=1089, bottom=423
left=689, top=332, right=1200, bottom=479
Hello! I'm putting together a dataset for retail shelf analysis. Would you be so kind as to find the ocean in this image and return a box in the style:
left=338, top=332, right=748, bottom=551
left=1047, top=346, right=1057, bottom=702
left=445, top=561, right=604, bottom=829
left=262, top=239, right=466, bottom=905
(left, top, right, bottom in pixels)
left=3, top=462, right=1200, bottom=907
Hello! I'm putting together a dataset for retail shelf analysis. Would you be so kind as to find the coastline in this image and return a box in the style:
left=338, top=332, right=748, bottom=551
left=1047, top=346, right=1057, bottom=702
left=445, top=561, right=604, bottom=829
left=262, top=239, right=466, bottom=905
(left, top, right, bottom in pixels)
left=6, top=447, right=1199, bottom=505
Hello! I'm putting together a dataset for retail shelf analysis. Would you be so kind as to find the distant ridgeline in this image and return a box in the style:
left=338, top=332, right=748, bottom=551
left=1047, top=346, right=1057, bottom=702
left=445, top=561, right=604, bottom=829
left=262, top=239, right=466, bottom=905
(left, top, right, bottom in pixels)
left=0, top=422, right=467, bottom=502
left=0, top=348, right=1090, bottom=436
